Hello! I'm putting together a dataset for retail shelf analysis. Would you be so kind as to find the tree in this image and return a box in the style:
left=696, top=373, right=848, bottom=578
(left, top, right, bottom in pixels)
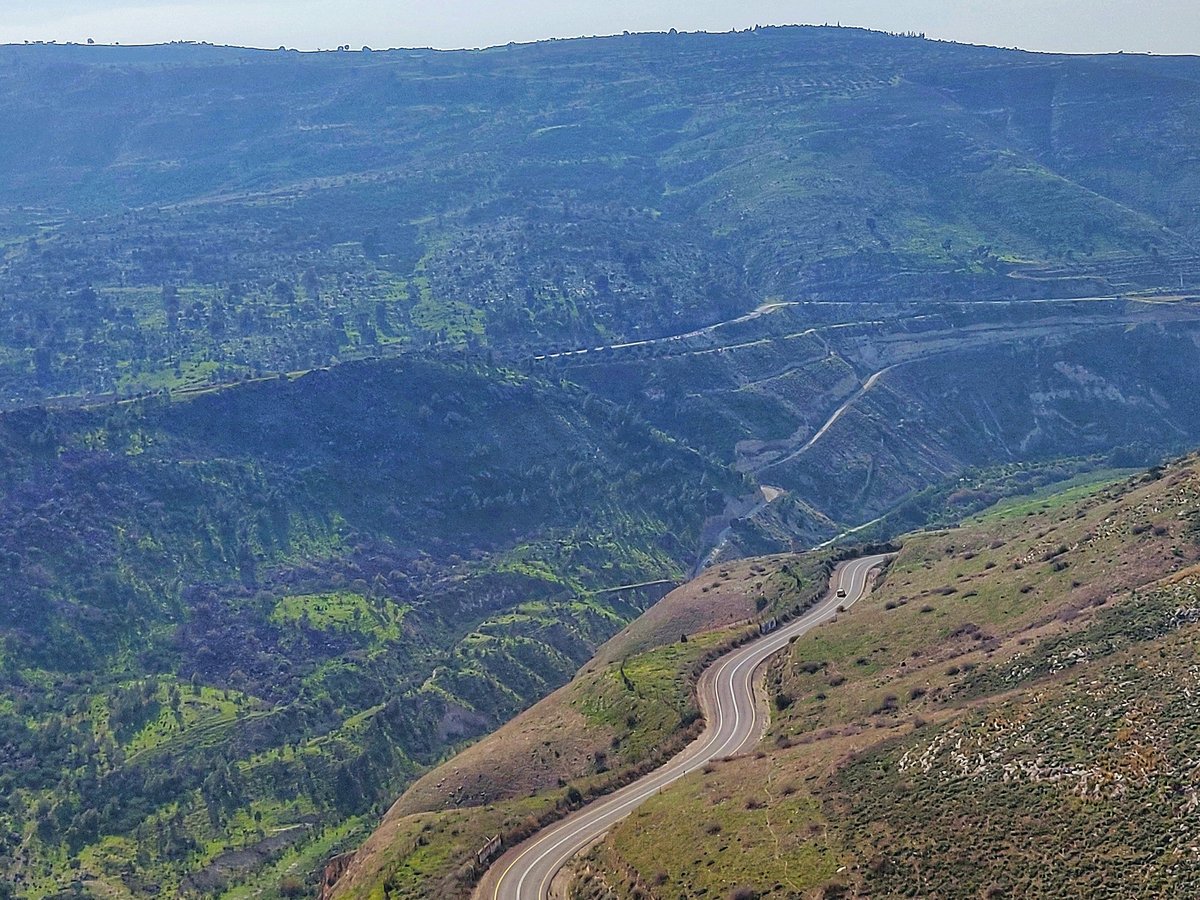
left=162, top=285, right=179, bottom=331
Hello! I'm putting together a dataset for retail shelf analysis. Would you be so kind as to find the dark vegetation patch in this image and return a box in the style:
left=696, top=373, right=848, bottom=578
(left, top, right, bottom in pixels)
left=0, top=356, right=730, bottom=896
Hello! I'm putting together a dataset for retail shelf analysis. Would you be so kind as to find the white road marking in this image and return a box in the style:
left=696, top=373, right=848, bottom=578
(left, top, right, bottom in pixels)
left=481, top=554, right=889, bottom=900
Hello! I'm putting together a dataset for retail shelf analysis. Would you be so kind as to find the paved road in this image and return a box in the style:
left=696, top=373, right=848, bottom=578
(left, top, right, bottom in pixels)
left=475, top=554, right=891, bottom=900
left=531, top=300, right=798, bottom=361
left=753, top=367, right=893, bottom=474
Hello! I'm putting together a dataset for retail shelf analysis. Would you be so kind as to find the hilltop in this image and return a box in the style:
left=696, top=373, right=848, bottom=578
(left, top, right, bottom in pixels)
left=2, top=25, right=1200, bottom=899
left=2, top=26, right=1200, bottom=404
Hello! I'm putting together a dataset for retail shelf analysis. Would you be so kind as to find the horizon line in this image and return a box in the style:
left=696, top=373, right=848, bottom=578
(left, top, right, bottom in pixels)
left=1, top=23, right=1191, bottom=59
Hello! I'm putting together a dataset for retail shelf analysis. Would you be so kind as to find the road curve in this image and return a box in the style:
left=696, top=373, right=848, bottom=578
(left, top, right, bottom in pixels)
left=475, top=554, right=890, bottom=900
left=753, top=367, right=893, bottom=474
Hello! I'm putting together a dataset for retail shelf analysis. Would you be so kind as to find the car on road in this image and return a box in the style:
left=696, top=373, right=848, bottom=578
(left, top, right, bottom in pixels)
left=836, top=588, right=847, bottom=598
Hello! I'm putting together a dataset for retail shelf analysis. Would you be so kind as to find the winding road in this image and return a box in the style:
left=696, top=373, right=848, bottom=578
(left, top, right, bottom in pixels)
left=475, top=554, right=890, bottom=900
left=751, top=366, right=893, bottom=474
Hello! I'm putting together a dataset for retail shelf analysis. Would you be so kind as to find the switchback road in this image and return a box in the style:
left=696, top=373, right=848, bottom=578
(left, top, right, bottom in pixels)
left=475, top=553, right=890, bottom=900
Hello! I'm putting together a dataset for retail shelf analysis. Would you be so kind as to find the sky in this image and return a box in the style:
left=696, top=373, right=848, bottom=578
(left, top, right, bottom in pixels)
left=2, top=0, right=1198, bottom=55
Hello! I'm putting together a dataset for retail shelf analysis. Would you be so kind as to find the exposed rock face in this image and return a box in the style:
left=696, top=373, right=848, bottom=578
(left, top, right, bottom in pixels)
left=319, top=851, right=357, bottom=900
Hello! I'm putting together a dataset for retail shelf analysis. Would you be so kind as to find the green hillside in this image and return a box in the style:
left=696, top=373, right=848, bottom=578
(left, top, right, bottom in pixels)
left=2, top=27, right=1200, bottom=404
left=2, top=24, right=1200, bottom=899
left=577, top=454, right=1200, bottom=898
left=0, top=357, right=732, bottom=898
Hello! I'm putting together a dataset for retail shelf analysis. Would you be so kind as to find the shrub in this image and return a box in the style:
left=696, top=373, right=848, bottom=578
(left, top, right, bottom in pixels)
left=872, top=694, right=899, bottom=715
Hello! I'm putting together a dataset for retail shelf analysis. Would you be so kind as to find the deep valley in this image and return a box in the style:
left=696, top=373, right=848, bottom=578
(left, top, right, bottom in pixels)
left=1, top=23, right=1200, bottom=899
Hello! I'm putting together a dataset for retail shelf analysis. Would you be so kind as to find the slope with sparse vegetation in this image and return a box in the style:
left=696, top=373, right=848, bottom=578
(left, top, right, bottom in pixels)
left=574, top=454, right=1200, bottom=899
left=327, top=552, right=838, bottom=899
left=3, top=23, right=1200, bottom=899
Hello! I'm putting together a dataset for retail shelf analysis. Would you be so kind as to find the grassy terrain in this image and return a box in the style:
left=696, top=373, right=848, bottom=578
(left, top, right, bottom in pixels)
left=270, top=591, right=411, bottom=642
left=330, top=552, right=835, bottom=899
left=576, top=453, right=1200, bottom=898
left=0, top=355, right=735, bottom=899
left=968, top=466, right=1140, bottom=523
left=832, top=582, right=1200, bottom=897
left=3, top=29, right=1200, bottom=407
left=587, top=752, right=841, bottom=899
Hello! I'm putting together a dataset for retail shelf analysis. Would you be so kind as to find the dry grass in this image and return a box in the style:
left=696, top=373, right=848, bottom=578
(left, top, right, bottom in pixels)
left=767, top=460, right=1200, bottom=744
left=333, top=552, right=831, bottom=898
left=591, top=552, right=830, bottom=668
left=582, top=455, right=1200, bottom=898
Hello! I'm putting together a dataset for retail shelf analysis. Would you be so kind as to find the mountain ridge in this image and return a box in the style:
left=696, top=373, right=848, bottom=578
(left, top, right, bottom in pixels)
left=3, top=23, right=1200, bottom=898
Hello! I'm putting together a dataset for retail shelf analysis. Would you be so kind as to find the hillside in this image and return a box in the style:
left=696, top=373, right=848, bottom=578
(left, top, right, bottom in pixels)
left=2, top=28, right=1200, bottom=405
left=572, top=454, right=1200, bottom=898
left=3, top=24, right=1200, bottom=900
left=327, top=551, right=843, bottom=899
left=0, top=356, right=733, bottom=898
left=549, top=297, right=1200, bottom=547
left=4, top=27, right=1200, bottom=562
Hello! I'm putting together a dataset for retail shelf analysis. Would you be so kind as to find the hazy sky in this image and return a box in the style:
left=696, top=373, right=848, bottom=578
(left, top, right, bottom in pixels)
left=3, top=0, right=1199, bottom=55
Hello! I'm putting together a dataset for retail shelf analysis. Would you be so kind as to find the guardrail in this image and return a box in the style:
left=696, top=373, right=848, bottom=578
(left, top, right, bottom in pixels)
left=475, top=834, right=502, bottom=866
